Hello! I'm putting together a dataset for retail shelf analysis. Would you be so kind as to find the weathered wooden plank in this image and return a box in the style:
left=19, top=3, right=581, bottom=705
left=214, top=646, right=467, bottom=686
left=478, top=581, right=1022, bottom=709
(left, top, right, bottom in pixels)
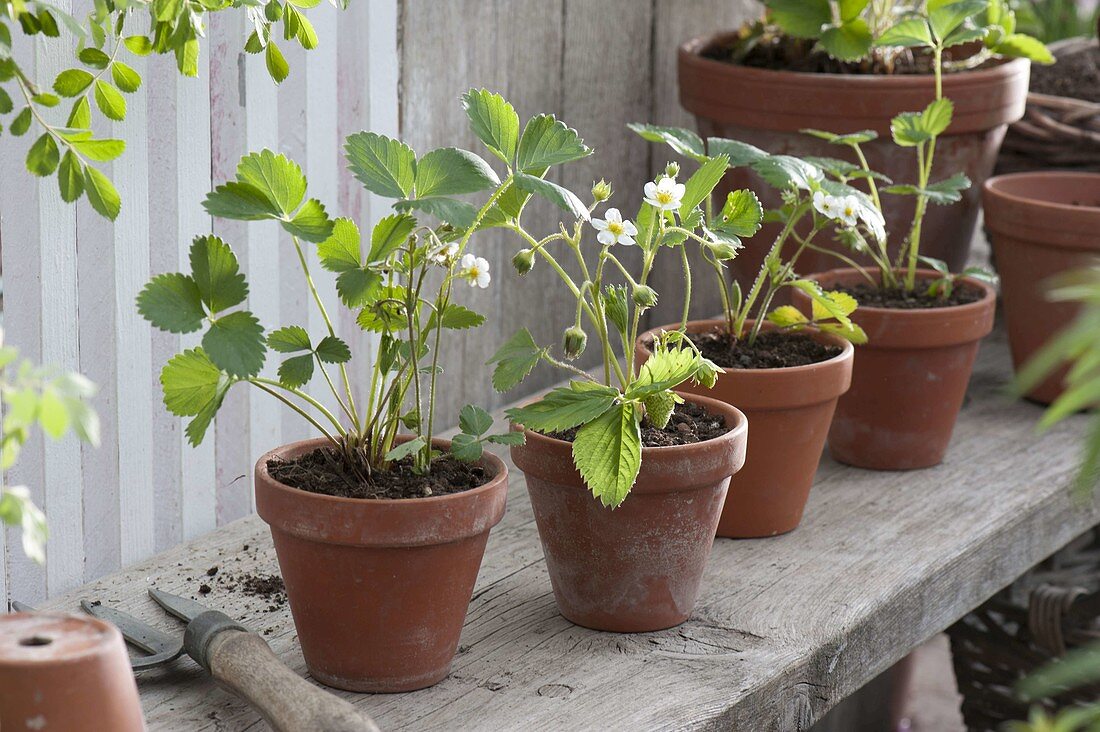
left=40, top=328, right=1098, bottom=730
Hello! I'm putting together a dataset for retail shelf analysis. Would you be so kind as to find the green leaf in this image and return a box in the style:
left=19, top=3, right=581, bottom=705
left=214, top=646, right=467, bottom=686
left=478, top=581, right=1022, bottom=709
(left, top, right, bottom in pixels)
left=203, top=311, right=266, bottom=378
left=629, top=347, right=706, bottom=397
left=53, top=68, right=93, bottom=96
left=928, top=0, right=986, bottom=42
left=752, top=154, right=822, bottom=190
left=277, top=353, right=314, bottom=388
left=801, top=128, right=879, bottom=146
left=890, top=112, right=928, bottom=147
left=315, top=335, right=351, bottom=363
left=203, top=182, right=281, bottom=220
left=70, top=138, right=125, bottom=162
left=190, top=235, right=248, bottom=314
left=385, top=437, right=426, bottom=463
left=488, top=328, right=545, bottom=392
left=267, top=325, right=311, bottom=353
left=994, top=33, right=1053, bottom=64
left=57, top=150, right=84, bottom=202
left=679, top=154, right=728, bottom=217
left=236, top=149, right=307, bottom=217
left=875, top=17, right=934, bottom=47
left=78, top=47, right=111, bottom=68
left=176, top=38, right=199, bottom=78
left=26, top=134, right=59, bottom=176
left=922, top=98, right=954, bottom=138
left=838, top=0, right=869, bottom=22
left=462, top=88, right=520, bottom=165
left=450, top=432, right=483, bottom=462
left=764, top=0, right=831, bottom=38
left=83, top=166, right=120, bottom=220
left=628, top=123, right=707, bottom=161
left=393, top=196, right=477, bottom=229
left=318, top=218, right=361, bottom=271
left=513, top=172, right=589, bottom=221
left=516, top=114, right=591, bottom=172
left=432, top=303, right=486, bottom=330
left=505, top=384, right=618, bottom=433
left=160, top=348, right=233, bottom=446
left=367, top=213, right=416, bottom=263
left=93, top=79, right=125, bottom=121
left=10, top=107, right=31, bottom=136
left=572, top=401, right=642, bottom=508
left=66, top=96, right=91, bottom=129
left=265, top=41, right=289, bottom=83
left=0, top=88, right=12, bottom=115
left=883, top=172, right=970, bottom=205
left=942, top=24, right=988, bottom=48
left=335, top=268, right=382, bottom=308
left=110, top=61, right=141, bottom=93
left=344, top=131, right=416, bottom=199
left=459, top=404, right=493, bottom=436
left=820, top=19, right=872, bottom=61
left=284, top=198, right=333, bottom=242
left=715, top=189, right=763, bottom=238
left=124, top=35, right=153, bottom=55
left=137, top=273, right=205, bottom=333
left=414, top=147, right=499, bottom=198
left=31, top=92, right=60, bottom=108
left=768, top=305, right=809, bottom=327
left=487, top=432, right=525, bottom=446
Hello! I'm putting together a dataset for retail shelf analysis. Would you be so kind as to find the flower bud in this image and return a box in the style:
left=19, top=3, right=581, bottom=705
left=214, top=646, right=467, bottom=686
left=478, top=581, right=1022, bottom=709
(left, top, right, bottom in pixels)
left=664, top=161, right=680, bottom=179
left=707, top=241, right=741, bottom=261
left=632, top=284, right=658, bottom=308
left=561, top=326, right=587, bottom=360
left=591, top=179, right=612, bottom=202
left=512, top=248, right=535, bottom=276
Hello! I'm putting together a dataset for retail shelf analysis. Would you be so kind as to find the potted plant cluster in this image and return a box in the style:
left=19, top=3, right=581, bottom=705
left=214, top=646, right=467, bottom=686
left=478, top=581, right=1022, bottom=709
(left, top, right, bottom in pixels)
left=629, top=126, right=865, bottom=537
left=677, top=0, right=1050, bottom=282
left=138, top=141, right=522, bottom=691
left=463, top=92, right=750, bottom=632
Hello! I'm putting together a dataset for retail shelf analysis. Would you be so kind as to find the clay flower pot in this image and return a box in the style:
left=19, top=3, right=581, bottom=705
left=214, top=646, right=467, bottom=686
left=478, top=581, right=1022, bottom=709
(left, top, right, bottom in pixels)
left=0, top=613, right=146, bottom=731
left=793, top=268, right=997, bottom=470
left=255, top=436, right=508, bottom=692
left=636, top=320, right=853, bottom=538
left=983, top=172, right=1100, bottom=404
left=678, top=32, right=1029, bottom=282
left=510, top=392, right=747, bottom=632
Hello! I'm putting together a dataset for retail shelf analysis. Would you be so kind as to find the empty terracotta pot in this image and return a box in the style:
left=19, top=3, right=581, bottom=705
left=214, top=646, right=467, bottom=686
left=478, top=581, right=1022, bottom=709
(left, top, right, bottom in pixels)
left=983, top=172, right=1100, bottom=404
left=255, top=436, right=508, bottom=692
left=636, top=320, right=853, bottom=538
left=0, top=613, right=146, bottom=731
left=678, top=32, right=1029, bottom=285
left=793, top=268, right=997, bottom=470
left=511, top=392, right=747, bottom=632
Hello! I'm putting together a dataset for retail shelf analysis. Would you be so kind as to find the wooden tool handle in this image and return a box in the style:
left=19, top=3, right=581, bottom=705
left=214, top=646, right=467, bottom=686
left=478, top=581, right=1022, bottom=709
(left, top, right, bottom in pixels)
left=206, top=629, right=379, bottom=732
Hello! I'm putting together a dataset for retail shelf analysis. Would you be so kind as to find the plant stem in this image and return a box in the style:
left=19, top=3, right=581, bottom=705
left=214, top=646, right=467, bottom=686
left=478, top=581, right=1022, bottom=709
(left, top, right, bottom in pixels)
left=249, top=380, right=341, bottom=446
left=903, top=44, right=943, bottom=292
left=679, top=245, right=692, bottom=331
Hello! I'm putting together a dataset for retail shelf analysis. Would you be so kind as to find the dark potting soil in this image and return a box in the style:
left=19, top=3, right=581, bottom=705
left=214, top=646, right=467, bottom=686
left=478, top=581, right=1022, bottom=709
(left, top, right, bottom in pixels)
left=703, top=27, right=996, bottom=76
left=693, top=330, right=841, bottom=370
left=268, top=449, right=491, bottom=500
left=837, top=280, right=984, bottom=309
left=1030, top=44, right=1100, bottom=102
left=197, top=568, right=288, bottom=612
left=546, top=401, right=730, bottom=448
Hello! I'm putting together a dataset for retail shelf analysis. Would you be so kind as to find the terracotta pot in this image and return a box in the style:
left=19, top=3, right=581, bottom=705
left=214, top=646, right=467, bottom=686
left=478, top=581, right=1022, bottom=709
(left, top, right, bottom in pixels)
left=255, top=436, right=508, bottom=692
left=0, top=613, right=146, bottom=731
left=636, top=320, right=853, bottom=538
left=793, top=268, right=997, bottom=470
left=511, top=392, right=747, bottom=632
left=983, top=172, right=1100, bottom=404
left=678, top=32, right=1030, bottom=283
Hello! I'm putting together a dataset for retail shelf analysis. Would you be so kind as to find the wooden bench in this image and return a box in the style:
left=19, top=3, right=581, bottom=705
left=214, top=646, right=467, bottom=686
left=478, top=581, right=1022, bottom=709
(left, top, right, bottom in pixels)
left=39, top=325, right=1097, bottom=730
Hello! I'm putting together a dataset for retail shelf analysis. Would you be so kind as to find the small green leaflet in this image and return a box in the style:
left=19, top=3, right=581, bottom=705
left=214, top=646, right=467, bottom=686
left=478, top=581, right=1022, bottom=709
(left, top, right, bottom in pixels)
left=189, top=235, right=248, bottom=314
left=57, top=151, right=84, bottom=202
left=385, top=437, right=426, bottom=463
left=315, top=335, right=351, bottom=363
left=820, top=19, right=872, bottom=62
left=83, top=166, right=120, bottom=220
left=505, top=383, right=618, bottom=433
left=203, top=310, right=266, bottom=378
left=266, top=41, right=289, bottom=83
left=572, top=401, right=642, bottom=508
left=160, top=348, right=234, bottom=446
left=716, top=189, right=763, bottom=238
left=136, top=273, right=205, bottom=333
left=875, top=17, right=933, bottom=48
left=318, top=218, right=362, bottom=271
left=678, top=154, right=728, bottom=217
left=367, top=213, right=416, bottom=264
left=430, top=304, right=486, bottom=331
left=93, top=79, right=125, bottom=121
left=286, top=199, right=334, bottom=242
left=513, top=173, right=589, bottom=221
left=236, top=149, right=307, bottom=217
left=516, top=114, right=592, bottom=172
left=488, top=328, right=546, bottom=392
left=462, top=88, right=520, bottom=165
left=763, top=0, right=831, bottom=38
left=26, top=134, right=59, bottom=176
left=627, top=123, right=707, bottom=161
left=413, top=147, right=499, bottom=198
left=629, top=347, right=704, bottom=398
left=344, top=131, right=417, bottom=199
left=393, top=197, right=478, bottom=229
left=53, top=68, right=93, bottom=96
left=267, top=325, right=312, bottom=353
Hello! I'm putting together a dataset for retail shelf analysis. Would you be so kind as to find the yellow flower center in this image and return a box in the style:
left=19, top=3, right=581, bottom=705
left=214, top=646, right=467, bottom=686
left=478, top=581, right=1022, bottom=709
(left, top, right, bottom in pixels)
left=844, top=206, right=855, bottom=217
left=608, top=221, right=623, bottom=236
left=656, top=191, right=673, bottom=204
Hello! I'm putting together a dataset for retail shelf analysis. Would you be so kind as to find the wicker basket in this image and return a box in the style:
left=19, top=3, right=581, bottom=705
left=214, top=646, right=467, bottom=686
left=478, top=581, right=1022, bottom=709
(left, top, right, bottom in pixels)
left=947, top=530, right=1100, bottom=731
left=998, top=38, right=1100, bottom=174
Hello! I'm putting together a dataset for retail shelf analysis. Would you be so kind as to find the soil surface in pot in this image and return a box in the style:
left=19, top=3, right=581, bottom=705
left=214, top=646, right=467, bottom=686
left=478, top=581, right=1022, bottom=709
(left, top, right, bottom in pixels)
left=692, top=330, right=841, bottom=369
left=268, top=450, right=491, bottom=500
left=837, top=280, right=984, bottom=309
left=1031, top=45, right=1099, bottom=102
left=546, top=401, right=730, bottom=447
left=702, top=26, right=994, bottom=75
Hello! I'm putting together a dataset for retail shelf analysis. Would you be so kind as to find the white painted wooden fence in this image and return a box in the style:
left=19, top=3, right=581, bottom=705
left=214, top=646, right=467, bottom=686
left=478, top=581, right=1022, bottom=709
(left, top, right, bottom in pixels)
left=0, top=0, right=398, bottom=604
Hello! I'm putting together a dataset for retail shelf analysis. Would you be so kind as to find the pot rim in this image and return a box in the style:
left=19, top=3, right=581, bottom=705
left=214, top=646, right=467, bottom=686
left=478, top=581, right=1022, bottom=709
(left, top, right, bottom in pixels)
left=983, top=171, right=1100, bottom=215
left=0, top=613, right=123, bottom=666
left=679, top=31, right=1028, bottom=87
left=513, top=389, right=747, bottom=455
left=255, top=435, right=508, bottom=508
left=637, top=318, right=855, bottom=377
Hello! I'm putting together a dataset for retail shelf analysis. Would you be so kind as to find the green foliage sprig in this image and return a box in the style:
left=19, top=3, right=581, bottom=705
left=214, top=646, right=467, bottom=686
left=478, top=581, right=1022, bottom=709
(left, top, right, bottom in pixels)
left=2, top=0, right=346, bottom=220
left=632, top=124, right=870, bottom=345
left=0, top=334, right=99, bottom=562
left=761, top=0, right=1052, bottom=66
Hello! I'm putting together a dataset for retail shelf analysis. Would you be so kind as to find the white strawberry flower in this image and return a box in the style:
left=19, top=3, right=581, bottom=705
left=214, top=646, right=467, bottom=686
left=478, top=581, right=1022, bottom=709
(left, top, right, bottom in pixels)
left=591, top=208, right=638, bottom=246
left=430, top=242, right=458, bottom=266
left=458, top=253, right=491, bottom=289
left=838, top=195, right=860, bottom=228
left=813, top=190, right=838, bottom=219
left=643, top=176, right=685, bottom=211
